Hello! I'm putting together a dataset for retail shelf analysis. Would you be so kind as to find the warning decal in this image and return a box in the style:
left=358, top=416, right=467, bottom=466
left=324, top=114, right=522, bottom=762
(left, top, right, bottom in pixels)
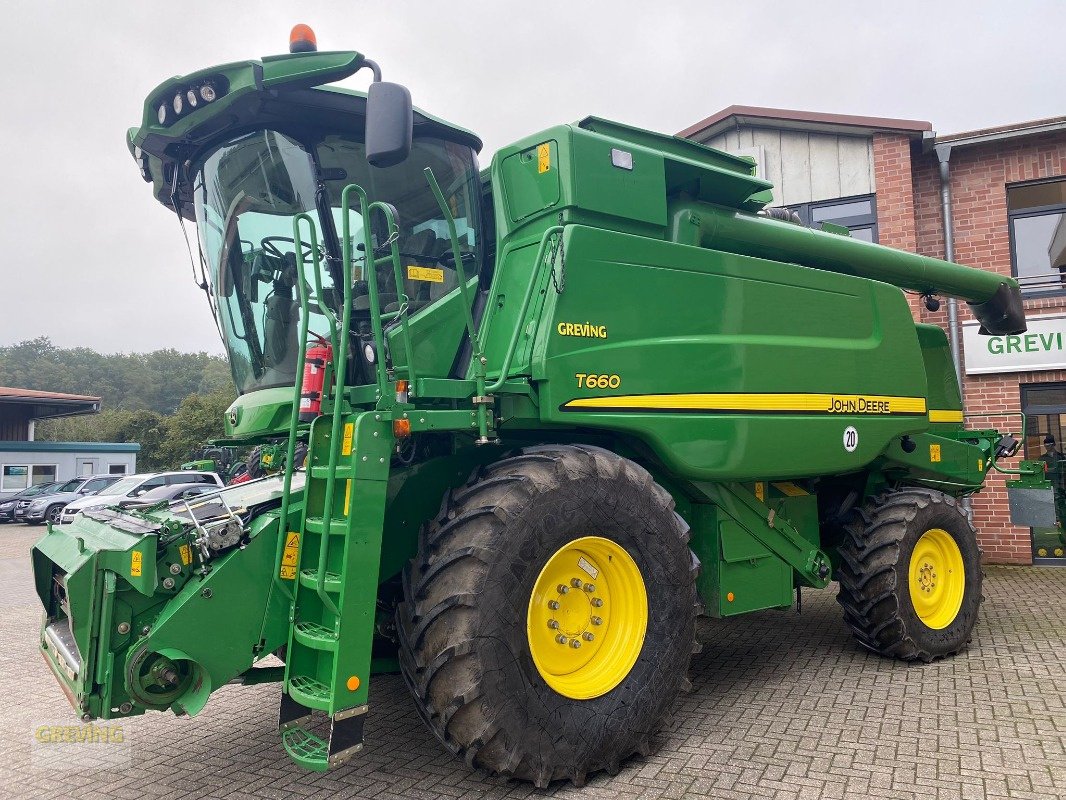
left=130, top=551, right=142, bottom=578
left=407, top=265, right=445, bottom=283
left=537, top=142, right=551, bottom=173
left=280, top=532, right=301, bottom=580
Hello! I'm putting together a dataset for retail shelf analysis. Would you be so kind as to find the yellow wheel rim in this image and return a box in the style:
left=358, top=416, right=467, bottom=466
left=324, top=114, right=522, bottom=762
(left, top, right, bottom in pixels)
left=526, top=536, right=647, bottom=699
left=908, top=528, right=965, bottom=629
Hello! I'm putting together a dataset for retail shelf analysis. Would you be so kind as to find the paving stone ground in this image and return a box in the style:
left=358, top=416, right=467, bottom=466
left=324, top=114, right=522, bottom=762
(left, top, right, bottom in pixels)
left=0, top=522, right=1062, bottom=799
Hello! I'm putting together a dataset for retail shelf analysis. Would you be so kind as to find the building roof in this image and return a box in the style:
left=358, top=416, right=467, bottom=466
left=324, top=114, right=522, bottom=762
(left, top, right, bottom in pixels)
left=0, top=387, right=101, bottom=421
left=0, top=441, right=139, bottom=453
left=934, top=115, right=1066, bottom=150
left=0, top=387, right=100, bottom=402
left=678, top=105, right=932, bottom=141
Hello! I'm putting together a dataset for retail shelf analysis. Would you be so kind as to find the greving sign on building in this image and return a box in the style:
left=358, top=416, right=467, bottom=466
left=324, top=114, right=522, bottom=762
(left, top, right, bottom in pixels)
left=962, top=313, right=1066, bottom=374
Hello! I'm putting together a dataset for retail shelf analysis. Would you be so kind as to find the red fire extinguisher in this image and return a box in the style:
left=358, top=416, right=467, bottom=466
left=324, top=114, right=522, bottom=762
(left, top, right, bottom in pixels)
left=300, top=337, right=333, bottom=422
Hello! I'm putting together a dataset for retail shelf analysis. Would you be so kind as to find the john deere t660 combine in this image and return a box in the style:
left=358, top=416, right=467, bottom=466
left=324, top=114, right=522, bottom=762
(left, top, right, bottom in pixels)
left=32, top=27, right=1051, bottom=787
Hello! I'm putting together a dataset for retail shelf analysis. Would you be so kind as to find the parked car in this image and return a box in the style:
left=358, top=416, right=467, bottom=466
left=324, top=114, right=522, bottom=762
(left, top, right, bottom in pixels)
left=59, top=471, right=223, bottom=524
left=15, top=475, right=123, bottom=525
left=0, top=482, right=59, bottom=523
left=117, top=482, right=221, bottom=510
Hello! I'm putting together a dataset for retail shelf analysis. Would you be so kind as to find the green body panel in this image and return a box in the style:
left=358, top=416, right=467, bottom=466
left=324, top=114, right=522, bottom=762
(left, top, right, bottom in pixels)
left=525, top=224, right=929, bottom=481
left=225, top=386, right=297, bottom=439
left=29, top=38, right=1048, bottom=776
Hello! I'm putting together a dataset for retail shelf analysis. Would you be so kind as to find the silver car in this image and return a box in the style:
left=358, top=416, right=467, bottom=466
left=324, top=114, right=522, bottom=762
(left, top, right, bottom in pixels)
left=15, top=475, right=122, bottom=525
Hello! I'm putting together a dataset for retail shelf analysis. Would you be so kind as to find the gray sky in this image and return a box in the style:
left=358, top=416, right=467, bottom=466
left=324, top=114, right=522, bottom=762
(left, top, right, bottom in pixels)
left=2, top=1, right=1063, bottom=355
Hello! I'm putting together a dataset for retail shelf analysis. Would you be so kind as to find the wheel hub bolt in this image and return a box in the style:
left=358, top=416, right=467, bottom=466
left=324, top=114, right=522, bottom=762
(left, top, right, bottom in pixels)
left=547, top=620, right=559, bottom=630
left=557, top=584, right=569, bottom=594
left=591, top=597, right=604, bottom=607
left=584, top=583, right=595, bottom=593
left=583, top=632, right=594, bottom=641
left=569, top=639, right=581, bottom=649
left=570, top=578, right=583, bottom=588
left=591, top=616, right=602, bottom=626
left=548, top=600, right=560, bottom=610
left=555, top=634, right=568, bottom=645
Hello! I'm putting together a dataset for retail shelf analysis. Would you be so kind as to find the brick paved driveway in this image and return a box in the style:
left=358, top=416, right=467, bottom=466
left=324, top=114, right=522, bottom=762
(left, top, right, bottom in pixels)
left=0, top=523, right=1062, bottom=799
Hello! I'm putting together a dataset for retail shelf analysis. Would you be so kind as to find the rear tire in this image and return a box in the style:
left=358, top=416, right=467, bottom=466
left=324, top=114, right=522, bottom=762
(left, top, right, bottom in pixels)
left=397, top=444, right=699, bottom=787
left=836, top=488, right=982, bottom=661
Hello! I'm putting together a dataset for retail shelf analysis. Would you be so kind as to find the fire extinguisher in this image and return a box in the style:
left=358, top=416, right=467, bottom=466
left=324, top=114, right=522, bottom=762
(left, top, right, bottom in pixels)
left=300, top=336, right=333, bottom=422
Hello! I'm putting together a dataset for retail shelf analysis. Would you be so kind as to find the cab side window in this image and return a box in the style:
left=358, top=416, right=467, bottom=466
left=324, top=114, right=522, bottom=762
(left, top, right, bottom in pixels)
left=133, top=476, right=167, bottom=496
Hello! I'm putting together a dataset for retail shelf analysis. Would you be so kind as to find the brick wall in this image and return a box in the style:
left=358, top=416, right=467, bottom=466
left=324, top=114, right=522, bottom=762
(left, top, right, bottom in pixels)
left=875, top=131, right=1066, bottom=564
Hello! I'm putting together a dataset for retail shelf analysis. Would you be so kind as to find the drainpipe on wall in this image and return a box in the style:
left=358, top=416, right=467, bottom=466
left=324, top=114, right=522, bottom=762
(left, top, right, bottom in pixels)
left=934, top=143, right=973, bottom=519
left=934, top=143, right=963, bottom=390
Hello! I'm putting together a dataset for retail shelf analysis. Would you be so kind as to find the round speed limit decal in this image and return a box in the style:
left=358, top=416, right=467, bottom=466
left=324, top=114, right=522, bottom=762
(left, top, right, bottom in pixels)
left=843, top=426, right=858, bottom=453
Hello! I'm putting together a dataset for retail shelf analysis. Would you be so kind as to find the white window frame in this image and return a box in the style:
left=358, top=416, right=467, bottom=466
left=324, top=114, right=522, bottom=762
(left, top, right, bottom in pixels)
left=0, top=464, right=56, bottom=491
left=1, top=464, right=30, bottom=491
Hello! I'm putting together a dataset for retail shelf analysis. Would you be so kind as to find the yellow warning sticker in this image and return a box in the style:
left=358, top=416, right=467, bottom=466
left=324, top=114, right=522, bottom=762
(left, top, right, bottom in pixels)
left=178, top=544, right=192, bottom=566
left=754, top=482, right=765, bottom=502
left=537, top=142, right=551, bottom=173
left=280, top=532, right=301, bottom=580
left=344, top=479, right=352, bottom=516
left=930, top=444, right=942, bottom=463
left=341, top=422, right=354, bottom=456
left=407, top=265, right=445, bottom=283
left=130, top=551, right=142, bottom=578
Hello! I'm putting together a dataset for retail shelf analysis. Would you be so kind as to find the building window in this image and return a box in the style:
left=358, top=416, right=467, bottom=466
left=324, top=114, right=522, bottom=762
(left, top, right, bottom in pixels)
left=785, top=194, right=878, bottom=242
left=1009, top=178, right=1066, bottom=295
left=1022, top=382, right=1066, bottom=563
left=109, top=464, right=128, bottom=475
left=1, top=464, right=57, bottom=491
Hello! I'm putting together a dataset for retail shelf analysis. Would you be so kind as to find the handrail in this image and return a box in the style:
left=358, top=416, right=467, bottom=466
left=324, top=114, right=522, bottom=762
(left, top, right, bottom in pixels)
left=424, top=169, right=483, bottom=360
left=484, top=226, right=564, bottom=394
left=341, top=184, right=389, bottom=397
left=368, top=200, right=418, bottom=391
left=272, top=213, right=323, bottom=603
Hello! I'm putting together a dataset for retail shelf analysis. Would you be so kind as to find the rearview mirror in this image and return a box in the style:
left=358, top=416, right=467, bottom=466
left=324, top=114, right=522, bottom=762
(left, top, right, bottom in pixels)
left=366, top=82, right=413, bottom=168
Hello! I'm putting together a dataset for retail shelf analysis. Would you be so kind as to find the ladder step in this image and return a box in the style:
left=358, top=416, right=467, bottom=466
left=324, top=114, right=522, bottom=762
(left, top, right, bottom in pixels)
left=294, top=620, right=339, bottom=650
left=288, top=675, right=332, bottom=711
left=303, top=516, right=350, bottom=536
left=281, top=725, right=329, bottom=772
left=310, top=466, right=352, bottom=480
left=299, top=568, right=341, bottom=592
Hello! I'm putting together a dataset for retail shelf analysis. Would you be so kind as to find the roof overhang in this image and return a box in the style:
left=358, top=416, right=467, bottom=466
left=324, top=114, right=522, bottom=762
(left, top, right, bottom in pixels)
left=927, top=116, right=1066, bottom=154
left=678, top=105, right=932, bottom=142
left=0, top=388, right=102, bottom=421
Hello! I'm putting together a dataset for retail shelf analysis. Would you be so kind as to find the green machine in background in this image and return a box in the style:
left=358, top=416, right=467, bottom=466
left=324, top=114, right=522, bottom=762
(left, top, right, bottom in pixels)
left=32, top=25, right=1051, bottom=788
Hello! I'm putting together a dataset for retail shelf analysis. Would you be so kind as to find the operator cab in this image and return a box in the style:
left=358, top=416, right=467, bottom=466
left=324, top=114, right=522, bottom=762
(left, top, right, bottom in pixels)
left=195, top=127, right=483, bottom=394
left=130, top=28, right=486, bottom=396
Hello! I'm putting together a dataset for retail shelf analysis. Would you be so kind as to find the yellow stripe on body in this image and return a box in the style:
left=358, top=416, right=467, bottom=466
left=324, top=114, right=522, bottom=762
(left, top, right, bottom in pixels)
left=563, top=393, right=928, bottom=415
left=928, top=409, right=964, bottom=423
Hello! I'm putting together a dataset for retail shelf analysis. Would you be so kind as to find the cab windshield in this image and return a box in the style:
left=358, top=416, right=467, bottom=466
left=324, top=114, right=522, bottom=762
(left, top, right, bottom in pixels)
left=194, top=128, right=482, bottom=395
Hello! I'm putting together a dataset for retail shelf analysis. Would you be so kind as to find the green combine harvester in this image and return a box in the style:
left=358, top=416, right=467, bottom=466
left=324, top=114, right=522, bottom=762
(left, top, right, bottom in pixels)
left=32, top=26, right=1053, bottom=787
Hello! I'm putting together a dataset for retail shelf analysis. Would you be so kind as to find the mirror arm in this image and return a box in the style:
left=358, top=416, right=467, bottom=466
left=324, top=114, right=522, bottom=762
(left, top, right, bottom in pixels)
left=362, top=58, right=382, bottom=82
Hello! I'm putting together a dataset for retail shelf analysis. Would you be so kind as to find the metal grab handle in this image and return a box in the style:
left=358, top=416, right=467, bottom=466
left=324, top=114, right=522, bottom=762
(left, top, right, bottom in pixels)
left=483, top=226, right=563, bottom=394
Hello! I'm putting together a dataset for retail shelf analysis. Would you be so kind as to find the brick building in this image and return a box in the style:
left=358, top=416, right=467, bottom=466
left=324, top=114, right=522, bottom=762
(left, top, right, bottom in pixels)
left=680, top=107, right=1066, bottom=565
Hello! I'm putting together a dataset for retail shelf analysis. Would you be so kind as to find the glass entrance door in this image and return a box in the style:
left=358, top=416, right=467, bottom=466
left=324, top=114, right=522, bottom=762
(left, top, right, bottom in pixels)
left=1022, top=383, right=1066, bottom=563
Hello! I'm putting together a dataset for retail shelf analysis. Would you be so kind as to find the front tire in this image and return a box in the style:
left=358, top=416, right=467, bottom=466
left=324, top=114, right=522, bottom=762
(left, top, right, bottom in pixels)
left=836, top=488, right=982, bottom=661
left=397, top=445, right=698, bottom=787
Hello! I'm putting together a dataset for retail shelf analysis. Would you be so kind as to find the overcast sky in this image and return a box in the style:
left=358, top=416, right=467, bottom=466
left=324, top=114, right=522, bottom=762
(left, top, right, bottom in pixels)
left=2, top=1, right=1063, bottom=355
